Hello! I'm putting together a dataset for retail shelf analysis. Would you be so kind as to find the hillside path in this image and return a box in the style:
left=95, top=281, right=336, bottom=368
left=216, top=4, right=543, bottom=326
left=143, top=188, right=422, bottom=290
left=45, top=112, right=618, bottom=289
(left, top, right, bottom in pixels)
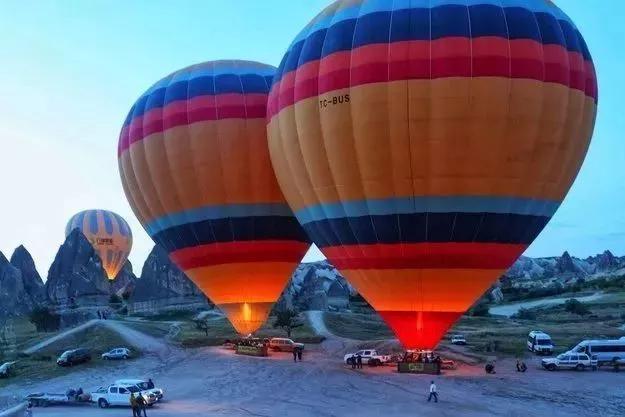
left=23, top=319, right=98, bottom=354
left=489, top=292, right=604, bottom=317
left=23, top=319, right=172, bottom=359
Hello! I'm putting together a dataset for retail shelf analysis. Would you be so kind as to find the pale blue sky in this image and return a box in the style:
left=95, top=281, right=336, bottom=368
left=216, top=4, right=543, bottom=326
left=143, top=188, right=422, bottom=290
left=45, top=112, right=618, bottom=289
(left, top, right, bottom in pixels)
left=0, top=1, right=622, bottom=275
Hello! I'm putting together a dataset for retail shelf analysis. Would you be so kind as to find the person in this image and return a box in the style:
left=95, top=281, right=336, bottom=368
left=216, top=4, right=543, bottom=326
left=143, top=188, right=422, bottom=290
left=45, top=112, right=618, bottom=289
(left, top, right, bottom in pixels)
left=147, top=379, right=155, bottom=390
left=516, top=359, right=522, bottom=372
left=97, top=310, right=101, bottom=320
left=136, top=394, right=148, bottom=417
left=356, top=354, right=363, bottom=369
left=24, top=403, right=33, bottom=417
left=130, top=392, right=138, bottom=417
left=297, top=347, right=303, bottom=362
left=292, top=348, right=298, bottom=362
left=521, top=361, right=527, bottom=372
left=427, top=380, right=438, bottom=403
left=485, top=363, right=496, bottom=374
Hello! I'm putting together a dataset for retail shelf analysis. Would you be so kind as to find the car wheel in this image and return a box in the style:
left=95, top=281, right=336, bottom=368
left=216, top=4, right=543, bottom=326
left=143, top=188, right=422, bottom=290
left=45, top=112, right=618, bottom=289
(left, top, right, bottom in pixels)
left=547, top=364, right=557, bottom=371
left=576, top=364, right=585, bottom=371
left=98, top=399, right=109, bottom=409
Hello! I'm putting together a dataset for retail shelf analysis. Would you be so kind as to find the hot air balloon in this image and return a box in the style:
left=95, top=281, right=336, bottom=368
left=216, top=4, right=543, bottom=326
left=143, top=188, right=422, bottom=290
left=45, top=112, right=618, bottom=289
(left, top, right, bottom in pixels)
left=118, top=60, right=310, bottom=335
left=66, top=210, right=133, bottom=280
left=267, top=0, right=597, bottom=349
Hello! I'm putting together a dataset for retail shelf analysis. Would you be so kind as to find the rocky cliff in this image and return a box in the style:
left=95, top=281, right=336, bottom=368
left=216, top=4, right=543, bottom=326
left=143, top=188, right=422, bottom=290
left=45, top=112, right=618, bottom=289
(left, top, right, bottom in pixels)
left=45, top=229, right=112, bottom=305
left=0, top=251, right=38, bottom=316
left=130, top=245, right=204, bottom=303
left=10, top=245, right=45, bottom=304
left=277, top=260, right=352, bottom=311
left=501, top=250, right=625, bottom=289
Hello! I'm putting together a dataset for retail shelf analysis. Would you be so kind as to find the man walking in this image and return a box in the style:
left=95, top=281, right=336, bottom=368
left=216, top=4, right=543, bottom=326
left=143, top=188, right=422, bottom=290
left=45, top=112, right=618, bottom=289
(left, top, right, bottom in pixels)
left=356, top=354, right=363, bottom=369
left=427, top=380, right=438, bottom=403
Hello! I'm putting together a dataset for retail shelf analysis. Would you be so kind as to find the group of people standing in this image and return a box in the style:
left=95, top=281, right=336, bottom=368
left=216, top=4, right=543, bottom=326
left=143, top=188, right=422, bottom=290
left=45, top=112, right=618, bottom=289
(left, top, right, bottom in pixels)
left=129, top=392, right=148, bottom=417
left=350, top=354, right=363, bottom=369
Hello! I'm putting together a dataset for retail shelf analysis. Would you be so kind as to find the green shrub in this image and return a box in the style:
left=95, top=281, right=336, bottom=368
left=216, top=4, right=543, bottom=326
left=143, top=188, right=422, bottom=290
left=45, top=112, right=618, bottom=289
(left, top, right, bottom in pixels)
left=513, top=308, right=537, bottom=320
left=564, top=299, right=591, bottom=316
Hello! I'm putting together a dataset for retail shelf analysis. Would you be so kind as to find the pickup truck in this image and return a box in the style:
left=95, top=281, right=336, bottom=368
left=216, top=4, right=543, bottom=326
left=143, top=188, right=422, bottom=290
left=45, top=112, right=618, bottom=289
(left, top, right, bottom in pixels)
left=343, top=349, right=392, bottom=366
left=91, top=384, right=157, bottom=408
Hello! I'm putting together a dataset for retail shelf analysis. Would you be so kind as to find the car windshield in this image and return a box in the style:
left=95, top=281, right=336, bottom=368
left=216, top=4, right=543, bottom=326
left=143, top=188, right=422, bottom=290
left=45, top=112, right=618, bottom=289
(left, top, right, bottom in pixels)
left=127, top=386, right=140, bottom=393
left=60, top=351, right=72, bottom=358
left=556, top=354, right=567, bottom=360
left=537, top=339, right=552, bottom=345
left=137, top=382, right=149, bottom=390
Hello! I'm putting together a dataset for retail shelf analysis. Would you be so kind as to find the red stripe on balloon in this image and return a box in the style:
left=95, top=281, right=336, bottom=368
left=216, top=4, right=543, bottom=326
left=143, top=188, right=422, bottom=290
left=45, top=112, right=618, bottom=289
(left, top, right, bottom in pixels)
left=170, top=240, right=310, bottom=270
left=378, top=310, right=463, bottom=349
left=321, top=242, right=526, bottom=270
left=269, top=37, right=596, bottom=118
left=118, top=93, right=268, bottom=155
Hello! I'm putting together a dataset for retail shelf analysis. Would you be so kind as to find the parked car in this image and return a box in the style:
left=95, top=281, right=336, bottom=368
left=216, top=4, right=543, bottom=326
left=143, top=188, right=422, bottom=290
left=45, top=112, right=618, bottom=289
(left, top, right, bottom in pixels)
left=91, top=384, right=156, bottom=408
left=0, top=361, right=17, bottom=378
left=541, top=353, right=597, bottom=371
left=115, top=379, right=164, bottom=400
left=268, top=338, right=304, bottom=352
left=527, top=331, right=554, bottom=355
left=56, top=349, right=91, bottom=367
left=451, top=334, right=467, bottom=345
left=343, top=349, right=392, bottom=366
left=102, top=348, right=131, bottom=360
left=567, top=339, right=625, bottom=366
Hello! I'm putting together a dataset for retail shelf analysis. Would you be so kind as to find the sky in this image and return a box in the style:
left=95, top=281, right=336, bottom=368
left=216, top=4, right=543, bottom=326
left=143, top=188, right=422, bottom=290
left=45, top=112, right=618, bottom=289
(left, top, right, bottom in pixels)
left=0, top=0, right=623, bottom=277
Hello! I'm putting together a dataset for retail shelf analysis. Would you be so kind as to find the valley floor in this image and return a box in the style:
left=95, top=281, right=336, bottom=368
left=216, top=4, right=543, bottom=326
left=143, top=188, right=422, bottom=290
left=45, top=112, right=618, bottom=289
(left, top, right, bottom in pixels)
left=3, top=331, right=625, bottom=417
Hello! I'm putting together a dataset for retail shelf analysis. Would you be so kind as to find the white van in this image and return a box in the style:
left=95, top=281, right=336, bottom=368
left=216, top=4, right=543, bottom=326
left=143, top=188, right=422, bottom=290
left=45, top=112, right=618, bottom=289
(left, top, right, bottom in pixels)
left=527, top=331, right=554, bottom=355
left=568, top=339, right=625, bottom=366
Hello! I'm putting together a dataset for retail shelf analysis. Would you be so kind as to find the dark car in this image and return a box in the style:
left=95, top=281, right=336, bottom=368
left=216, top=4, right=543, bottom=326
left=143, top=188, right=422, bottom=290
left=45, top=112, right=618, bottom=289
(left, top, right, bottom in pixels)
left=57, top=348, right=91, bottom=367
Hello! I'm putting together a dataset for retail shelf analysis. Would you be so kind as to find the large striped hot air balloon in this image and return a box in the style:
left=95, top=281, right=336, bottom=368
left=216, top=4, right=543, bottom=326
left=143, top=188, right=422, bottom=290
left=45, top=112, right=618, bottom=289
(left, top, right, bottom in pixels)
left=118, top=60, right=310, bottom=335
left=66, top=210, right=133, bottom=280
left=267, top=0, right=597, bottom=349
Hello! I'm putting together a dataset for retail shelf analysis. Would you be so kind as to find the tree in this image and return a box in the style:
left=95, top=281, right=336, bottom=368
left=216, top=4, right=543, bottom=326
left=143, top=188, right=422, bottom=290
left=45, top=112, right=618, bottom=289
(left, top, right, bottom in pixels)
left=564, top=299, right=591, bottom=316
left=29, top=307, right=61, bottom=332
left=109, top=294, right=122, bottom=307
left=468, top=302, right=490, bottom=317
left=273, top=309, right=303, bottom=337
left=194, top=318, right=210, bottom=336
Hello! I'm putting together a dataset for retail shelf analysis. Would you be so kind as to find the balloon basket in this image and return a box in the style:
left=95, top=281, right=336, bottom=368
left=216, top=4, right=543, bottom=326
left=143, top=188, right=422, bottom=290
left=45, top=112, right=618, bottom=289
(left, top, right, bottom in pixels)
left=397, top=361, right=441, bottom=375
left=235, top=344, right=269, bottom=357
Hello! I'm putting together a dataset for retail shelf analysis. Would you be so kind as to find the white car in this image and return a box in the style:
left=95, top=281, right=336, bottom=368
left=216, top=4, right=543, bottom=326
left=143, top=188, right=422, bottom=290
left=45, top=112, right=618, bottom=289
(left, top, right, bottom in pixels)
left=0, top=361, right=16, bottom=378
left=343, top=350, right=392, bottom=366
left=102, top=348, right=131, bottom=360
left=451, top=335, right=467, bottom=345
left=541, top=353, right=597, bottom=371
left=115, top=379, right=164, bottom=400
left=91, top=384, right=156, bottom=408
left=527, top=331, right=554, bottom=355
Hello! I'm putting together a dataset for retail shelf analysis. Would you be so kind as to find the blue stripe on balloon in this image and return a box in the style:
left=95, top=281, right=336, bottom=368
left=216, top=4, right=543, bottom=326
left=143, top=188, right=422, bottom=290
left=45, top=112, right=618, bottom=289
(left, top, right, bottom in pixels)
left=145, top=203, right=295, bottom=236
left=294, top=196, right=560, bottom=226
left=140, top=61, right=275, bottom=99
left=103, top=212, right=114, bottom=235
left=89, top=211, right=99, bottom=235
left=290, top=0, right=573, bottom=48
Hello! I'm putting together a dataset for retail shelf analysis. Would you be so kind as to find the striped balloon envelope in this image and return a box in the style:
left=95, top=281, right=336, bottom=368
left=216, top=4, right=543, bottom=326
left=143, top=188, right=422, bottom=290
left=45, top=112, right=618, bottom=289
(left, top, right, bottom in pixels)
left=66, top=210, right=133, bottom=280
left=118, top=60, right=310, bottom=335
left=267, top=0, right=597, bottom=349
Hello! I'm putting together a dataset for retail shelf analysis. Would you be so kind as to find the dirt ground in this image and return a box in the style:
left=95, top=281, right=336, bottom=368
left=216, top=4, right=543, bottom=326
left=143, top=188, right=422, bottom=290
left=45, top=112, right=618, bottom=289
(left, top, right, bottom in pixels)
left=3, top=339, right=625, bottom=417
